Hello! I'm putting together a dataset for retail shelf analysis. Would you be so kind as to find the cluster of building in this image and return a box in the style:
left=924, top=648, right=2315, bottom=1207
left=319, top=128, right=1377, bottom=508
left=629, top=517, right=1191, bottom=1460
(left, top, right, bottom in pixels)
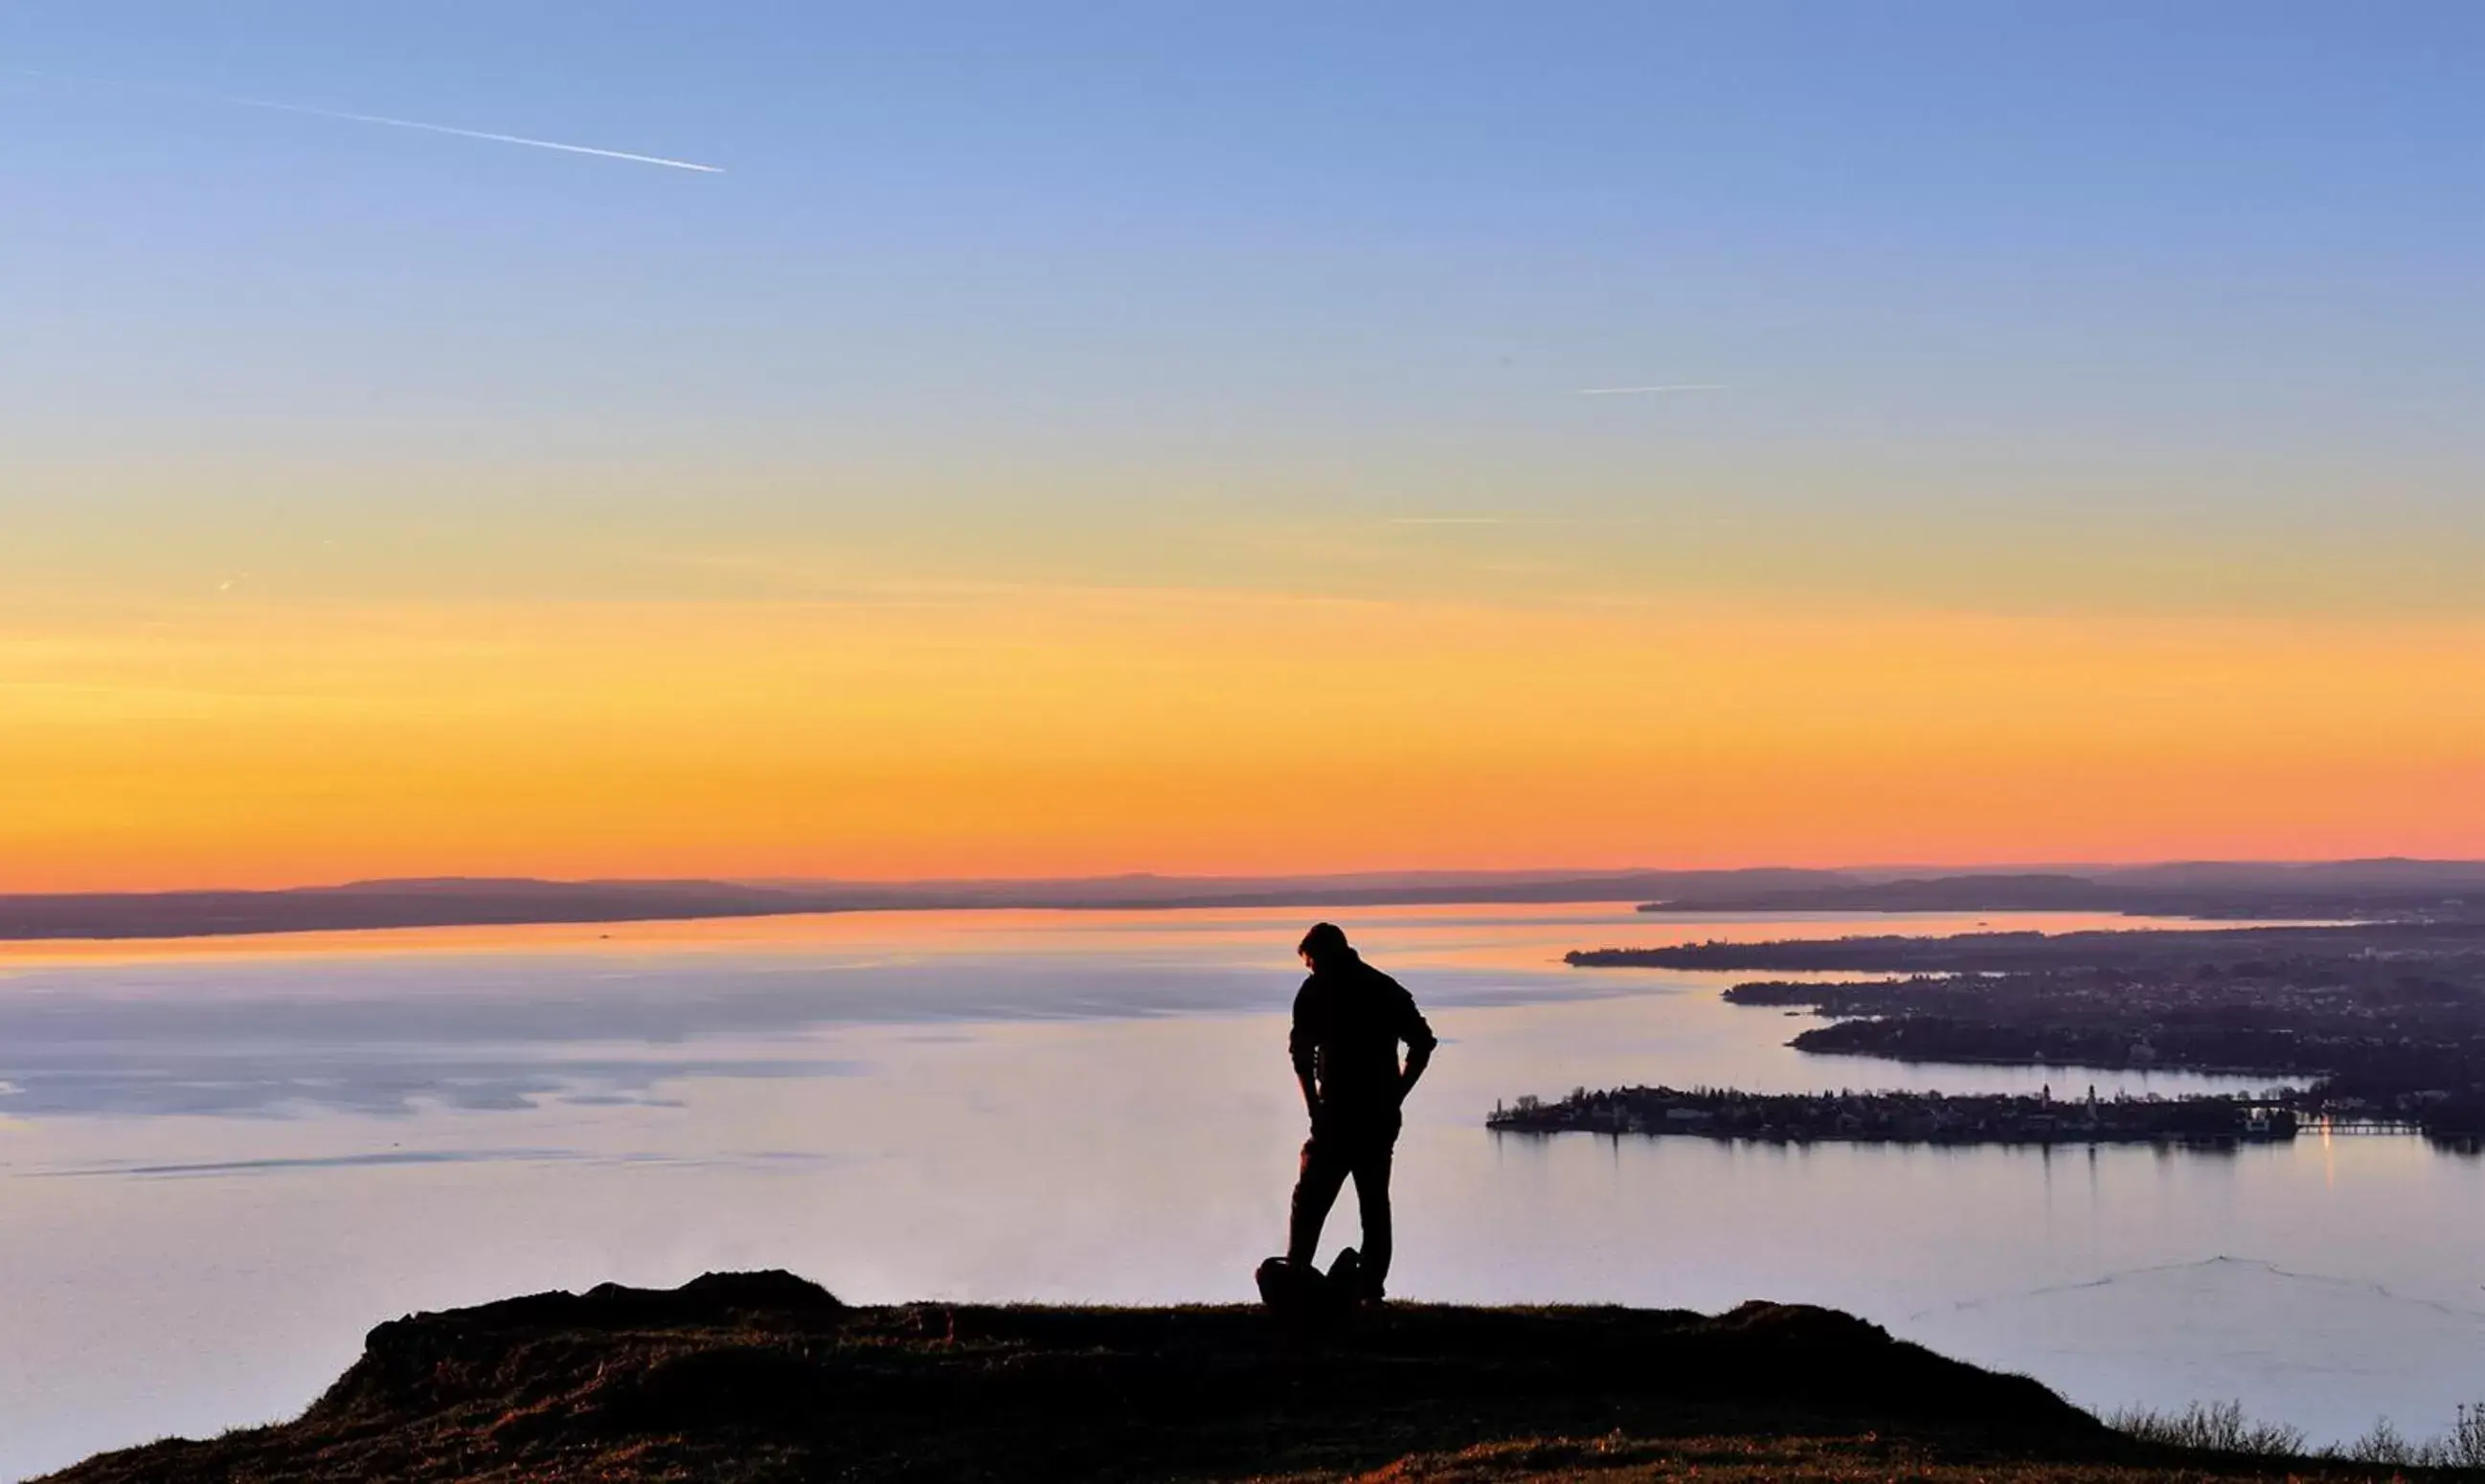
left=1486, top=1084, right=2298, bottom=1145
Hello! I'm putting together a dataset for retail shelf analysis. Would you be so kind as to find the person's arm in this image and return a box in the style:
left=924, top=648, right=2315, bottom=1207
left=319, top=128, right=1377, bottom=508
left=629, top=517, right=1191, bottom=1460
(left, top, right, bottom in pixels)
left=1397, top=989, right=1437, bottom=1103
left=1290, top=981, right=1322, bottom=1123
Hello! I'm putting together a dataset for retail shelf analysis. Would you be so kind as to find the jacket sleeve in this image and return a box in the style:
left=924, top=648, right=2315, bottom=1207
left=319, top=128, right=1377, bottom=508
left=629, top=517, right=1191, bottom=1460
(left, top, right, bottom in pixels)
left=1288, top=979, right=1319, bottom=1081
left=1397, top=983, right=1438, bottom=1056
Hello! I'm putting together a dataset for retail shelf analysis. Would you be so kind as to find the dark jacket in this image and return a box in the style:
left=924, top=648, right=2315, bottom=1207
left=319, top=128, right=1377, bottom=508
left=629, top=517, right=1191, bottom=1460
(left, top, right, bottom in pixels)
left=1290, top=951, right=1437, bottom=1120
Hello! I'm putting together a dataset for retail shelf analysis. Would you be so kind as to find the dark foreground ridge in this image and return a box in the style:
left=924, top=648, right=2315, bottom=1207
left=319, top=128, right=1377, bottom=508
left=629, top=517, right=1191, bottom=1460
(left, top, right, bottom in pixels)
left=39, top=1272, right=2425, bottom=1484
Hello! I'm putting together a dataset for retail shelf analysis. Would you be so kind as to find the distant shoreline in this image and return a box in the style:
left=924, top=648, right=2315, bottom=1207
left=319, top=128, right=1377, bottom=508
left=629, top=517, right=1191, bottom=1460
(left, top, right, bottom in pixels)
left=0, top=868, right=1808, bottom=944
left=1487, top=1084, right=2314, bottom=1145
left=5, top=860, right=2475, bottom=945
left=1570, top=917, right=2485, bottom=1142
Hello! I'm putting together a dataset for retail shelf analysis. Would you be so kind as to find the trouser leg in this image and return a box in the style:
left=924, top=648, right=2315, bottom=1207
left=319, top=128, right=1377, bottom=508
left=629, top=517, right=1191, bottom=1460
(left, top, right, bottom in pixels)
left=1351, top=1138, right=1395, bottom=1295
left=1286, top=1136, right=1350, bottom=1268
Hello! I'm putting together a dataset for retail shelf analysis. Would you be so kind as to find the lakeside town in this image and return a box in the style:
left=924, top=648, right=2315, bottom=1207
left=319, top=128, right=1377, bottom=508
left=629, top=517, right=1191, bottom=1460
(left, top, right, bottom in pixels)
left=1564, top=913, right=2485, bottom=1141
left=1487, top=1084, right=2305, bottom=1146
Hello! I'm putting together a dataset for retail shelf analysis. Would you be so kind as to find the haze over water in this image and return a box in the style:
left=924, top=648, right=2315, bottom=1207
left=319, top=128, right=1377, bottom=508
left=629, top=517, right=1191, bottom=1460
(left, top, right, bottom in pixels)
left=3, top=903, right=2479, bottom=1479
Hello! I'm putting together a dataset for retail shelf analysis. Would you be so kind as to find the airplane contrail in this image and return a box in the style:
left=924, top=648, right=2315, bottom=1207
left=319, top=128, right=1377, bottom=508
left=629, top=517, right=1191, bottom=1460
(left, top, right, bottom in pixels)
left=9, top=68, right=723, bottom=173
left=215, top=94, right=725, bottom=173
left=1573, top=383, right=1729, bottom=395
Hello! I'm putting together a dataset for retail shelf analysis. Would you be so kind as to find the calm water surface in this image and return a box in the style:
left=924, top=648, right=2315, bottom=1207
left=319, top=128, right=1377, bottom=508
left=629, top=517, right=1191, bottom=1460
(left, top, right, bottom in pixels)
left=2, top=905, right=2478, bottom=1477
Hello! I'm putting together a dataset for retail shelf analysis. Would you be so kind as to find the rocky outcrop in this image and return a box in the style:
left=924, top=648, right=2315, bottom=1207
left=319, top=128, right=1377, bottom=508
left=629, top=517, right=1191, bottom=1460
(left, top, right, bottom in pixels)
left=42, top=1272, right=2121, bottom=1482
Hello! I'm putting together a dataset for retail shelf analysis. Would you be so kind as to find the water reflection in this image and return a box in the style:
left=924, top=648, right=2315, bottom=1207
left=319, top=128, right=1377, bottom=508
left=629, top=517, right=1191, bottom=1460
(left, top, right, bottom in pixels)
left=0, top=905, right=2471, bottom=1480
left=0, top=906, right=2272, bottom=1119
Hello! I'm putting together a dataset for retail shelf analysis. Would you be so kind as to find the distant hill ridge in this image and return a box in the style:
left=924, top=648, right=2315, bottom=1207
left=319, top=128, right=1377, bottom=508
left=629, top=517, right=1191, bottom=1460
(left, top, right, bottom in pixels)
left=4, top=860, right=2478, bottom=941
left=0, top=868, right=1843, bottom=941
left=1638, top=860, right=2485, bottom=918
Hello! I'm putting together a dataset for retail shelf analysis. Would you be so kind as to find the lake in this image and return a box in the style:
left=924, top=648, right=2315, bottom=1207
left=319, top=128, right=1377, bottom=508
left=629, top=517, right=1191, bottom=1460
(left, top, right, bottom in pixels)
left=2, top=904, right=2479, bottom=1478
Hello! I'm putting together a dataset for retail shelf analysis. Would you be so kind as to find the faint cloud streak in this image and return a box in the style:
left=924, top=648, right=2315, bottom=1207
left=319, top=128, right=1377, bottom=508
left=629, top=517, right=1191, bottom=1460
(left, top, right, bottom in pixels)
left=10, top=68, right=724, bottom=173
left=215, top=94, right=726, bottom=174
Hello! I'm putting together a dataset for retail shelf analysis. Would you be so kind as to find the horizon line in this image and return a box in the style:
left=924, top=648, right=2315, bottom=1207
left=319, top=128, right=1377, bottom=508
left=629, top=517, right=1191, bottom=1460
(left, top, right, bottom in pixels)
left=5, top=854, right=2477, bottom=900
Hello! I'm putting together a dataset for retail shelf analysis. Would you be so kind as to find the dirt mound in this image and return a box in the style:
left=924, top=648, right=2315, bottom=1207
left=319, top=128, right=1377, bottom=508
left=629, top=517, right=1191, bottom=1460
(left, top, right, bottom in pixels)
left=42, top=1273, right=2120, bottom=1483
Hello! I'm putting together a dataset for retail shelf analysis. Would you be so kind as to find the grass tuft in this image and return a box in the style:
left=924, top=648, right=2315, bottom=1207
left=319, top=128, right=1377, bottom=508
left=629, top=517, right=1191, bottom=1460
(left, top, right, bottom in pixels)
left=2111, top=1396, right=2485, bottom=1471
left=2105, top=1400, right=2305, bottom=1457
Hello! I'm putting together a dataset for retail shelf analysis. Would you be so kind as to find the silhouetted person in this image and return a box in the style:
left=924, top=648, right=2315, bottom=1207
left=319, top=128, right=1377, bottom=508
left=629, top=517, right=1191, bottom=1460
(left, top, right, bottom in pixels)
left=1285, top=922, right=1435, bottom=1301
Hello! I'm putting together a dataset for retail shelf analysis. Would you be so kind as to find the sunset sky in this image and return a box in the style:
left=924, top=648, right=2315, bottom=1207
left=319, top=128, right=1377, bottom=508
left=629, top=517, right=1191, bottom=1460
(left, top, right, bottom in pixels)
left=4, top=3, right=2479, bottom=890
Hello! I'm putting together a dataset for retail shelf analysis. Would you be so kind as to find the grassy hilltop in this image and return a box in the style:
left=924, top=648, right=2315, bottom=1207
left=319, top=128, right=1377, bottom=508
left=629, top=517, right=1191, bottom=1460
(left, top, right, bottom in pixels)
left=35, top=1272, right=2455, bottom=1483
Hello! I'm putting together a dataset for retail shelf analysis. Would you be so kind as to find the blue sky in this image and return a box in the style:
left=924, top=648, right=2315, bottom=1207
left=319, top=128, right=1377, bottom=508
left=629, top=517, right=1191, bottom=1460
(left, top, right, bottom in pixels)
left=9, top=5, right=2474, bottom=433
left=1, top=1, right=2477, bottom=611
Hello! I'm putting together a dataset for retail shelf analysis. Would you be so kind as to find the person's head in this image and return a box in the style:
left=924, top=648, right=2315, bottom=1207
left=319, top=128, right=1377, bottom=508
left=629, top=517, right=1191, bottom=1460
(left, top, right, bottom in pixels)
left=1298, top=921, right=1351, bottom=970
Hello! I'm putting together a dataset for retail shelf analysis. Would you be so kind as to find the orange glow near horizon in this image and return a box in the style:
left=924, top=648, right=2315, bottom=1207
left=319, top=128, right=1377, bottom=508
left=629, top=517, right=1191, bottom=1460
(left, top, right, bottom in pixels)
left=4, top=587, right=2479, bottom=892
